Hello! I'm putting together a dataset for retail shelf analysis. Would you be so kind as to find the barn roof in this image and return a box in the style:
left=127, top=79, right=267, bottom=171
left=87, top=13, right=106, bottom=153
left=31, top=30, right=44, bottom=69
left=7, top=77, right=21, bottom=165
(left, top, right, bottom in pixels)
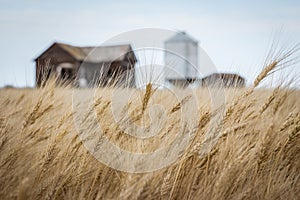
left=165, top=31, right=198, bottom=43
left=202, top=73, right=245, bottom=80
left=36, top=42, right=137, bottom=63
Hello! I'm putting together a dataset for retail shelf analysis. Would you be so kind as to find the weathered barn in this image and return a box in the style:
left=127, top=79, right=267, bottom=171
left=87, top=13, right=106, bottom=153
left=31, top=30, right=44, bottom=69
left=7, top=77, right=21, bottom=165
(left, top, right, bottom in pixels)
left=35, top=42, right=137, bottom=87
left=201, top=73, right=245, bottom=88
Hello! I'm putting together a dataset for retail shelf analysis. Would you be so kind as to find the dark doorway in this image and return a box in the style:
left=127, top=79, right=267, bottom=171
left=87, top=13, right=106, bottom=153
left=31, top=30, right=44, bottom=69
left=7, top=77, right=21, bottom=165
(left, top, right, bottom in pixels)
left=61, top=68, right=74, bottom=80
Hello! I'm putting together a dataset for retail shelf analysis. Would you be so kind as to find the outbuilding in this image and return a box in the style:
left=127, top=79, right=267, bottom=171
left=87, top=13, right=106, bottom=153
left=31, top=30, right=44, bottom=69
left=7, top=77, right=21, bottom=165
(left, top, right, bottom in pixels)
left=35, top=42, right=137, bottom=87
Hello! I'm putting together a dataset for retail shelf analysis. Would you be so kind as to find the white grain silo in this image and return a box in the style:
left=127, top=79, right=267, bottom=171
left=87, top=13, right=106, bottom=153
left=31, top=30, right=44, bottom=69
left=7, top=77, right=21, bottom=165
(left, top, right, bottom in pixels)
left=164, top=31, right=199, bottom=87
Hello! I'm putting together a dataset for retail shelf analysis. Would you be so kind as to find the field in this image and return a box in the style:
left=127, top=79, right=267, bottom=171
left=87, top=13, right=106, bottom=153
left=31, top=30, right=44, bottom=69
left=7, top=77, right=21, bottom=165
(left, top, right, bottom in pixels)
left=0, top=60, right=300, bottom=199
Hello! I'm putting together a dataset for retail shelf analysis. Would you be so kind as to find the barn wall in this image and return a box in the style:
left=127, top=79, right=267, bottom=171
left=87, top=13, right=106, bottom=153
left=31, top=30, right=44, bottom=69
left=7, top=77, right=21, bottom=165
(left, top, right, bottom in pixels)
left=77, top=61, right=135, bottom=87
left=36, top=45, right=78, bottom=87
left=113, top=61, right=135, bottom=87
left=77, top=62, right=104, bottom=87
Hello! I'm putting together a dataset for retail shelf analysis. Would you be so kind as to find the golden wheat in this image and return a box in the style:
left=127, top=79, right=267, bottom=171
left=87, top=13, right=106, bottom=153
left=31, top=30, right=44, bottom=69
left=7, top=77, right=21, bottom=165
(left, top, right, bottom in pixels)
left=0, top=62, right=299, bottom=199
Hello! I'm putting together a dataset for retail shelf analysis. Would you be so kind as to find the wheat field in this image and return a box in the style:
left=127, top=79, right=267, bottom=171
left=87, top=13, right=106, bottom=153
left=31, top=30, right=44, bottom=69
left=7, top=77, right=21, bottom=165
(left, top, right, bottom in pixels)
left=0, top=58, right=300, bottom=200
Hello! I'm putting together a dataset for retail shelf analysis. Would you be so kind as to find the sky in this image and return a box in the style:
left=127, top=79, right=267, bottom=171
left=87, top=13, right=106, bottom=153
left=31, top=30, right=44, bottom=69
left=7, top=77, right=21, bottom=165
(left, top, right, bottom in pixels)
left=0, top=0, right=300, bottom=87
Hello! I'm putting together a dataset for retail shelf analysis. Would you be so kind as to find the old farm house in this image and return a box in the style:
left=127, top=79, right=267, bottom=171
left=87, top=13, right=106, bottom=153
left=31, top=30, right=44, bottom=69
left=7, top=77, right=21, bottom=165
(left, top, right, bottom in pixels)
left=35, top=42, right=137, bottom=87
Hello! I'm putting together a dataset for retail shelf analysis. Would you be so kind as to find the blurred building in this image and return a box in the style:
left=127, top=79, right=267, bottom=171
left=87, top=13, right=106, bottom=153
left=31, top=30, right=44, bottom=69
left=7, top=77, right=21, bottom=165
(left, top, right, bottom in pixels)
left=201, top=73, right=245, bottom=88
left=164, top=31, right=246, bottom=88
left=34, top=42, right=137, bottom=87
left=164, top=31, right=199, bottom=87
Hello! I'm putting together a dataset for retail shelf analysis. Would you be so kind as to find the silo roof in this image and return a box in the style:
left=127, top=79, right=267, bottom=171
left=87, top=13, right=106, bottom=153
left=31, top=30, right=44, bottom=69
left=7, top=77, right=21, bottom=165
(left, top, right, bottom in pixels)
left=165, top=31, right=198, bottom=43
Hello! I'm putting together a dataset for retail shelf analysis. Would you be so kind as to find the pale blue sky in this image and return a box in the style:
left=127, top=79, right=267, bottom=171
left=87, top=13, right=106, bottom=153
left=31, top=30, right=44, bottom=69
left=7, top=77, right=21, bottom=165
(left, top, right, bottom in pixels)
left=0, top=0, right=300, bottom=87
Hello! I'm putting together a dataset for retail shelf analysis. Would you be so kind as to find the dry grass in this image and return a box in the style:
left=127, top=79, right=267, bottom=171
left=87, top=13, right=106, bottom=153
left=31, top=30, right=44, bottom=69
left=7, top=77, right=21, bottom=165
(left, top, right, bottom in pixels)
left=0, top=55, right=300, bottom=199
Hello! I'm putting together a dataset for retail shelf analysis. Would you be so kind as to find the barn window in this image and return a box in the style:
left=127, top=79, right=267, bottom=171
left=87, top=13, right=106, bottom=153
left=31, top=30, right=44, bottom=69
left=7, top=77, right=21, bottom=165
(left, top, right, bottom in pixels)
left=56, top=62, right=75, bottom=82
